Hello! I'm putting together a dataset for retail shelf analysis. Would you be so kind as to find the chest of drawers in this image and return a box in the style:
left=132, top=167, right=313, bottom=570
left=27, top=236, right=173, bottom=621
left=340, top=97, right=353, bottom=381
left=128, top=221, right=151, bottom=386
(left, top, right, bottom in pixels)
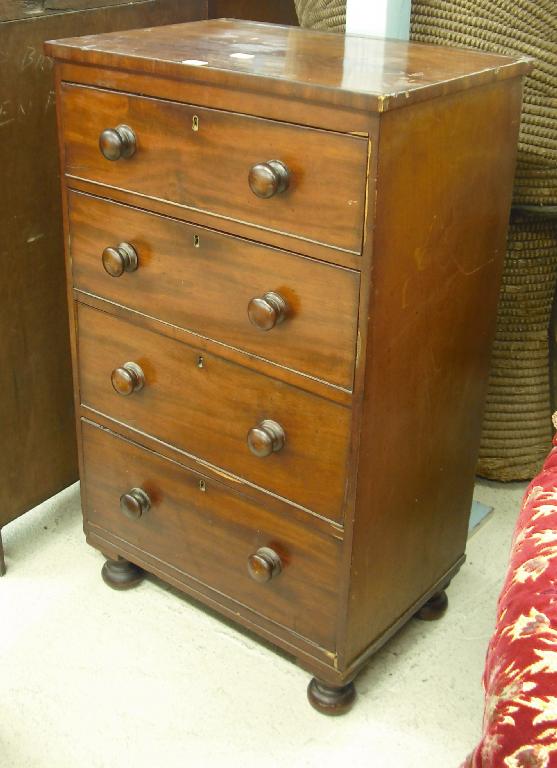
left=45, top=19, right=531, bottom=713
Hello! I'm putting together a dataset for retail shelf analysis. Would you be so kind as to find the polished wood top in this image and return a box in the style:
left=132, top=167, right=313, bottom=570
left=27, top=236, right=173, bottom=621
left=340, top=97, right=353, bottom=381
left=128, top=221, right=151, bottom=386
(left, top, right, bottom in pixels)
left=45, top=18, right=532, bottom=113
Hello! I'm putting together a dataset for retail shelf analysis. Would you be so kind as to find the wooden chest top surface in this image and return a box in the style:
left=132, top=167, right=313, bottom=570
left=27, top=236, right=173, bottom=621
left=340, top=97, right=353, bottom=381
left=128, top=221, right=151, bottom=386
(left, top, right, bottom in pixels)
left=45, top=18, right=532, bottom=113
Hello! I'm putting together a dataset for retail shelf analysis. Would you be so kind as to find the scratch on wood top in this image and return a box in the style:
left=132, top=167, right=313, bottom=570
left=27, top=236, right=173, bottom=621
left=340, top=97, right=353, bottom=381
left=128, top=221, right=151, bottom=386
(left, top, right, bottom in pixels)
left=377, top=94, right=390, bottom=113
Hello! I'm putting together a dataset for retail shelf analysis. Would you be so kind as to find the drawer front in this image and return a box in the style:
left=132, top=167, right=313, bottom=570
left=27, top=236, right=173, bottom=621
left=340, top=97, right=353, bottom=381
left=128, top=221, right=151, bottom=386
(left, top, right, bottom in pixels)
left=60, top=84, right=368, bottom=253
left=82, top=421, right=341, bottom=649
left=77, top=304, right=351, bottom=521
left=70, top=192, right=360, bottom=389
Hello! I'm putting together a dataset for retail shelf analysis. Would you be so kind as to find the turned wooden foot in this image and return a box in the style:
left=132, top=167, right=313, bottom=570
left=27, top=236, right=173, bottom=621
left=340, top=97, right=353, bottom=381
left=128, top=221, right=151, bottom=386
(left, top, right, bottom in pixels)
left=0, top=530, right=6, bottom=577
left=101, top=557, right=144, bottom=590
left=307, top=678, right=356, bottom=715
left=415, top=589, right=449, bottom=621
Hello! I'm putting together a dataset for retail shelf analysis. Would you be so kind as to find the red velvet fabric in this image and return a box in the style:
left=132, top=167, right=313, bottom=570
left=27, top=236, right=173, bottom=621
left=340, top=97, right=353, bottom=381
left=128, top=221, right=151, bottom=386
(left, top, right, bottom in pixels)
left=463, top=439, right=557, bottom=767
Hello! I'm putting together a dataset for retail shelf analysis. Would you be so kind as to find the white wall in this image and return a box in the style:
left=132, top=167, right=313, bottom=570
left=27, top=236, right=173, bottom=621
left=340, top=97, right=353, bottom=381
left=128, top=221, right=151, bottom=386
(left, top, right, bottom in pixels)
left=346, top=0, right=411, bottom=40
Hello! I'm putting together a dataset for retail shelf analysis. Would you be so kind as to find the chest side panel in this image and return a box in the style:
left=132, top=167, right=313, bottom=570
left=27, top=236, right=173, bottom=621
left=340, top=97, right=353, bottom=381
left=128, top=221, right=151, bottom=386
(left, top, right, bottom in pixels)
left=342, top=77, right=524, bottom=666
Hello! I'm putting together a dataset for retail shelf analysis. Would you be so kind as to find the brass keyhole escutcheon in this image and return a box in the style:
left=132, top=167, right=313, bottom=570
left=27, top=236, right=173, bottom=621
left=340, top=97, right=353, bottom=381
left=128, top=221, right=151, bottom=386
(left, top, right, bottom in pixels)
left=192, top=115, right=199, bottom=132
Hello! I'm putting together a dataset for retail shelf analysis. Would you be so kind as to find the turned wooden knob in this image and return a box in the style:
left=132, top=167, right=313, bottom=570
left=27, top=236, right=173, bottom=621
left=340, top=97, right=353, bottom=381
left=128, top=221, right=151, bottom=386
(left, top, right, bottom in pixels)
left=247, top=419, right=285, bottom=457
left=247, top=292, right=288, bottom=331
left=102, top=243, right=138, bottom=277
left=111, top=362, right=145, bottom=396
left=120, top=487, right=150, bottom=519
left=99, top=125, right=136, bottom=160
left=248, top=160, right=290, bottom=198
left=247, top=547, right=282, bottom=583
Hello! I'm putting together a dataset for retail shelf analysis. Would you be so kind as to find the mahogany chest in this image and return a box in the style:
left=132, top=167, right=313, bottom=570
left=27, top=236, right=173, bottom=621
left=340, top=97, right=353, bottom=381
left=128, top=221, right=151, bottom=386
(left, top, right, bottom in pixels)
left=45, top=19, right=530, bottom=713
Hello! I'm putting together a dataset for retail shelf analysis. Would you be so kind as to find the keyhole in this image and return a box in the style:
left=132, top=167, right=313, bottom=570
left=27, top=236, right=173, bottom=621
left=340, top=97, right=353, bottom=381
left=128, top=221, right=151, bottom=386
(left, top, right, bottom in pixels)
left=197, top=355, right=204, bottom=369
left=193, top=234, right=200, bottom=248
left=199, top=479, right=206, bottom=492
left=192, top=115, right=199, bottom=132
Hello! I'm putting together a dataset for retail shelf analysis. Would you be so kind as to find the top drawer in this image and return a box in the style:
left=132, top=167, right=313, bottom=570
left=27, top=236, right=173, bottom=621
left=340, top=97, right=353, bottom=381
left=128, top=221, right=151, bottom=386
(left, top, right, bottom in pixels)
left=59, top=84, right=368, bottom=253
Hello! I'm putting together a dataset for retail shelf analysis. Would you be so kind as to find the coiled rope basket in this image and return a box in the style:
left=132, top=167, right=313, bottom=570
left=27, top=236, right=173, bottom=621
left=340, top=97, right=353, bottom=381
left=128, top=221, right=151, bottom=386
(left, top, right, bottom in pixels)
left=478, top=215, right=557, bottom=480
left=293, top=0, right=346, bottom=32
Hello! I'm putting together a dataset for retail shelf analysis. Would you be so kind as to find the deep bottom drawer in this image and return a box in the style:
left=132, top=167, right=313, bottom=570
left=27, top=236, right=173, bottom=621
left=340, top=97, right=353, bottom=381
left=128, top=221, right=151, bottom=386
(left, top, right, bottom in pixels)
left=81, top=420, right=342, bottom=650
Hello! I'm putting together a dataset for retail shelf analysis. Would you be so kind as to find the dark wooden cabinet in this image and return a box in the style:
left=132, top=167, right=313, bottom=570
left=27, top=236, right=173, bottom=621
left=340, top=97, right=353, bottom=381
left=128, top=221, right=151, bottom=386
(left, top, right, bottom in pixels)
left=208, top=0, right=298, bottom=25
left=46, top=19, right=529, bottom=711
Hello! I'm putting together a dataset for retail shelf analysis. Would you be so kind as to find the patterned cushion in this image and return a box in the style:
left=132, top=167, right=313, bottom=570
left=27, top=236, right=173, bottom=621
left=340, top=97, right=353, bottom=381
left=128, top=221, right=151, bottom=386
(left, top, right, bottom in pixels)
left=463, top=437, right=557, bottom=766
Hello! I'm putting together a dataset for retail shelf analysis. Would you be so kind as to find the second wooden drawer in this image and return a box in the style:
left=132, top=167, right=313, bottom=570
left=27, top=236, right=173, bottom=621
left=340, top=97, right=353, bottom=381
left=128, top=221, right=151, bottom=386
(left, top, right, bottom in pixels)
left=69, top=191, right=360, bottom=389
left=77, top=303, right=352, bottom=522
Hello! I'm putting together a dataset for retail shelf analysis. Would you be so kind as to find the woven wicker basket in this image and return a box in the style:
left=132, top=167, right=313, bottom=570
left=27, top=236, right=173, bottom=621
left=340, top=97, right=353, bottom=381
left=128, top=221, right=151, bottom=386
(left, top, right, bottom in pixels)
left=411, top=0, right=557, bottom=205
left=477, top=215, right=557, bottom=481
left=515, top=164, right=557, bottom=207
left=293, top=0, right=346, bottom=32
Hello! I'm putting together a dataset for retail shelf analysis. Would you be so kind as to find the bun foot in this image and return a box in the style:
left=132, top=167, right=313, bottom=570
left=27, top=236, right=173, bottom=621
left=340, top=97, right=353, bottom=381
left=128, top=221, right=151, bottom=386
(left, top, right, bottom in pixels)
left=101, top=557, right=144, bottom=590
left=307, top=678, right=356, bottom=715
left=415, top=589, right=448, bottom=621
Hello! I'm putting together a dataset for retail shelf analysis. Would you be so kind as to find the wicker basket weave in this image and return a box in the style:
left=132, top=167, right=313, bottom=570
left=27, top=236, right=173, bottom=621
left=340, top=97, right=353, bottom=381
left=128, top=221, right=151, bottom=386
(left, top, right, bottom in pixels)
left=411, top=0, right=557, bottom=205
left=293, top=0, right=346, bottom=32
left=477, top=215, right=557, bottom=481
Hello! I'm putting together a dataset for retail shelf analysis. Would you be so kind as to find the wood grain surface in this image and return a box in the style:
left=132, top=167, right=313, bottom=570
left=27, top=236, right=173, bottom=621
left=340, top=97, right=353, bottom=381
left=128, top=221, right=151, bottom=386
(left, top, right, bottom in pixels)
left=82, top=419, right=341, bottom=649
left=208, top=0, right=298, bottom=25
left=1, top=0, right=150, bottom=22
left=77, top=303, right=352, bottom=521
left=60, top=83, right=368, bottom=253
left=342, top=78, right=524, bottom=664
left=45, top=18, right=533, bottom=114
left=69, top=191, right=360, bottom=388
